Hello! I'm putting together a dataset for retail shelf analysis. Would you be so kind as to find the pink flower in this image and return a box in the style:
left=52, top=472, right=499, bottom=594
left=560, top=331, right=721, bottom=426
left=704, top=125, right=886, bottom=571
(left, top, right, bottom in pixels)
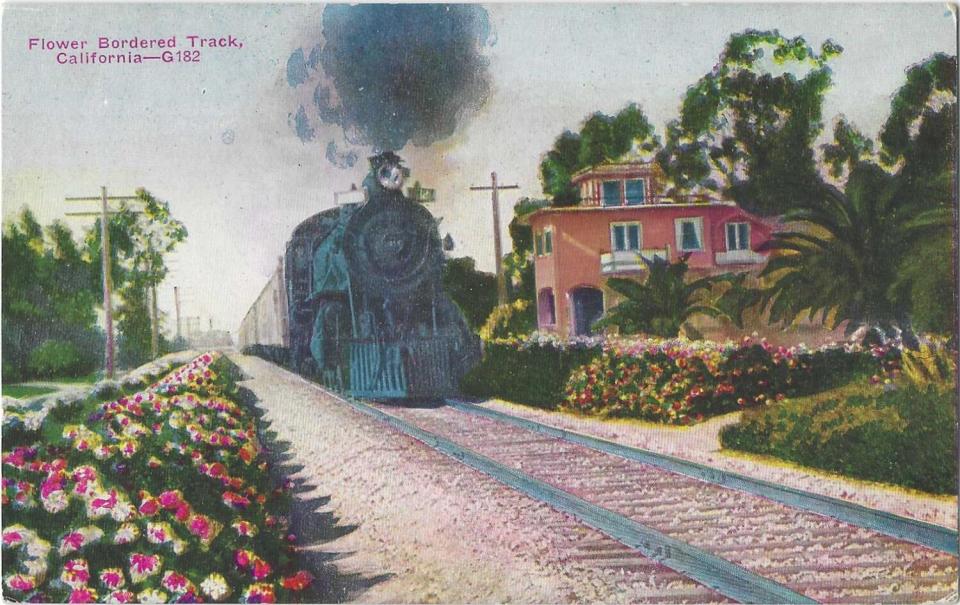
left=91, top=490, right=118, bottom=512
left=159, top=490, right=183, bottom=510
left=100, top=569, right=125, bottom=589
left=251, top=558, right=272, bottom=580
left=161, top=571, right=190, bottom=593
left=234, top=549, right=252, bottom=568
left=107, top=590, right=135, bottom=603
left=60, top=532, right=85, bottom=553
left=188, top=515, right=211, bottom=538
left=6, top=574, right=36, bottom=592
left=2, top=528, right=24, bottom=547
left=138, top=498, right=159, bottom=516
left=129, top=553, right=161, bottom=582
left=62, top=559, right=91, bottom=587
left=175, top=503, right=192, bottom=522
left=69, top=587, right=98, bottom=603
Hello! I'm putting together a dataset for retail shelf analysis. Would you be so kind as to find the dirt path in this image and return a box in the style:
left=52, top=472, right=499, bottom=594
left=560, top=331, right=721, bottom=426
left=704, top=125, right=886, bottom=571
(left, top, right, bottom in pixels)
left=230, top=353, right=726, bottom=604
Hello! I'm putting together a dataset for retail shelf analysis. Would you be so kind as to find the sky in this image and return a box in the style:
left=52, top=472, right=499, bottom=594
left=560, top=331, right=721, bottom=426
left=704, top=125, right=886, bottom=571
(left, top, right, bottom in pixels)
left=2, top=3, right=957, bottom=337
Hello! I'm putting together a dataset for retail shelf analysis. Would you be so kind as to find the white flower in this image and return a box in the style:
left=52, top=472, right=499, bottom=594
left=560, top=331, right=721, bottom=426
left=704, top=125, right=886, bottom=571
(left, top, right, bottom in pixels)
left=200, top=573, right=229, bottom=601
left=113, top=524, right=139, bottom=545
left=23, top=411, right=45, bottom=431
left=24, top=537, right=50, bottom=559
left=22, top=557, right=48, bottom=581
left=111, top=502, right=136, bottom=522
left=171, top=539, right=188, bottom=555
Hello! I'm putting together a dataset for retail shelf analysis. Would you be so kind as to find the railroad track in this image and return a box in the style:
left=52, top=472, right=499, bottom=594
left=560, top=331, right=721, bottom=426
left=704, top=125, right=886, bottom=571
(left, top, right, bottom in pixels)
left=325, top=391, right=958, bottom=604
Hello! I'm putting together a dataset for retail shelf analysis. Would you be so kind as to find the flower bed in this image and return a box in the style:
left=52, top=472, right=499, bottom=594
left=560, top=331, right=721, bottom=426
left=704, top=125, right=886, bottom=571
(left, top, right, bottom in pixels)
left=2, top=352, right=314, bottom=603
left=563, top=337, right=899, bottom=425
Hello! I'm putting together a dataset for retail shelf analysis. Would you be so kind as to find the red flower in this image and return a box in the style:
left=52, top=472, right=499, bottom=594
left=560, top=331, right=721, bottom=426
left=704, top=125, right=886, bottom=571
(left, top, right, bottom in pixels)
left=234, top=549, right=251, bottom=568
left=251, top=559, right=272, bottom=580
left=282, top=571, right=314, bottom=591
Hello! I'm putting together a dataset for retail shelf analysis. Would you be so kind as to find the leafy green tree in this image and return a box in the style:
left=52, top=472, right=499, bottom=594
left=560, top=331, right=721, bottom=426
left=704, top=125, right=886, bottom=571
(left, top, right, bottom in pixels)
left=595, top=255, right=733, bottom=338
left=821, top=118, right=875, bottom=181
left=540, top=103, right=660, bottom=206
left=658, top=30, right=842, bottom=216
left=753, top=53, right=957, bottom=340
left=442, top=256, right=497, bottom=331
left=2, top=209, right=102, bottom=381
left=84, top=189, right=188, bottom=366
left=539, top=131, right=582, bottom=205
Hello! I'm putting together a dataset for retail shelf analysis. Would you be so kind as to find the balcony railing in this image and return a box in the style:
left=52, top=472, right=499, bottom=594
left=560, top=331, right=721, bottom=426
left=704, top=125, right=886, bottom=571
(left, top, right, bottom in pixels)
left=600, top=248, right=670, bottom=274
left=715, top=249, right=766, bottom=265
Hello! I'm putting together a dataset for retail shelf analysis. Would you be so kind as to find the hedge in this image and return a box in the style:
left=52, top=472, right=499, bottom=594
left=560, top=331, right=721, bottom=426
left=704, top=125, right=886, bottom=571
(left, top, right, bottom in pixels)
left=719, top=384, right=957, bottom=494
left=461, top=337, right=602, bottom=408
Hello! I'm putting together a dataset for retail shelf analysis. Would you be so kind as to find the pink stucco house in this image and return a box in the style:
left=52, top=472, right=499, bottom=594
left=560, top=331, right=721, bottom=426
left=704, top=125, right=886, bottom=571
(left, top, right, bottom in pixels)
left=527, top=160, right=774, bottom=337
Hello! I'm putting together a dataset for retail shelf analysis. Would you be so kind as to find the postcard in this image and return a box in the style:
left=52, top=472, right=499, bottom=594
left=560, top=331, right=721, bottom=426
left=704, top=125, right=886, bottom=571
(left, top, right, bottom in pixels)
left=2, top=3, right=958, bottom=603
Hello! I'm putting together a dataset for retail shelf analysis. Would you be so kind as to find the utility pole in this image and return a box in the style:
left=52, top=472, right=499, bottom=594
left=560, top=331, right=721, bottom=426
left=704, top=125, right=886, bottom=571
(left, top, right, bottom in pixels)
left=470, top=172, right=519, bottom=305
left=150, top=284, right=159, bottom=359
left=174, top=286, right=182, bottom=342
left=65, top=189, right=140, bottom=379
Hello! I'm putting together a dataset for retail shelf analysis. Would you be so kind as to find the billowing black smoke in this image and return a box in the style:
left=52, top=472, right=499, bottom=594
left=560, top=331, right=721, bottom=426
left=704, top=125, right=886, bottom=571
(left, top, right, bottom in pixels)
left=287, top=4, right=493, bottom=164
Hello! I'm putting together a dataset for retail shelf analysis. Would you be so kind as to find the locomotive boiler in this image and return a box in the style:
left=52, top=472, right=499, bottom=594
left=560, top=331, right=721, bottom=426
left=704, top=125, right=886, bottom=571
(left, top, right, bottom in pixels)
left=249, top=152, right=481, bottom=399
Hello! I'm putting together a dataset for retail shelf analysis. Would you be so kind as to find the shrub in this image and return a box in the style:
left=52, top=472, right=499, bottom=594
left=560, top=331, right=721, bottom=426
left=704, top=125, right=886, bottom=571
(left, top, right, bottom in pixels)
left=26, top=340, right=94, bottom=379
left=720, top=384, right=957, bottom=494
left=563, top=338, right=898, bottom=425
left=479, top=300, right=537, bottom=341
left=461, top=335, right=602, bottom=408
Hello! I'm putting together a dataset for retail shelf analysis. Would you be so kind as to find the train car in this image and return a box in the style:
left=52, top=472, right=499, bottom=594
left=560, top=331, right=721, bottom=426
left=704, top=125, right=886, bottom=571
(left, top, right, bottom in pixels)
left=243, top=152, right=481, bottom=399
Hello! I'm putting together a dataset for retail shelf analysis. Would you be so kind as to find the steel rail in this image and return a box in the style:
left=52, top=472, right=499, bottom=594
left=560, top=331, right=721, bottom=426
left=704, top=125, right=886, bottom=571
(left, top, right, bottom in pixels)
left=324, top=391, right=816, bottom=604
left=445, top=398, right=959, bottom=557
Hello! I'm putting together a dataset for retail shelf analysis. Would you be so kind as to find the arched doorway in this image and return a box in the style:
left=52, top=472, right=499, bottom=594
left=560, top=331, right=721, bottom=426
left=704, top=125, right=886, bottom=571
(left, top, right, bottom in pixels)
left=570, top=286, right=604, bottom=336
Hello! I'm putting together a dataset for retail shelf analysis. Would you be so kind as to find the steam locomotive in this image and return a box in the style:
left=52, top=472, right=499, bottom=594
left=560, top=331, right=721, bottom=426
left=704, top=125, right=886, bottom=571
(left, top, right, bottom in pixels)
left=243, top=152, right=480, bottom=399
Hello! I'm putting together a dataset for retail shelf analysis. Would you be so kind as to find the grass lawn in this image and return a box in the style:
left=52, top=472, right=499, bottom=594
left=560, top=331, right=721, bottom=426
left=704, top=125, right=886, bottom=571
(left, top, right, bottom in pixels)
left=48, top=371, right=100, bottom=384
left=1, top=384, right=58, bottom=399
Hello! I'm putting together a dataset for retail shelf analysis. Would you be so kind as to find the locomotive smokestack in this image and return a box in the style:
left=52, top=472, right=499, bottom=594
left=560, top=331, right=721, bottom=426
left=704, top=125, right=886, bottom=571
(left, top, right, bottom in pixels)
left=286, top=5, right=494, bottom=166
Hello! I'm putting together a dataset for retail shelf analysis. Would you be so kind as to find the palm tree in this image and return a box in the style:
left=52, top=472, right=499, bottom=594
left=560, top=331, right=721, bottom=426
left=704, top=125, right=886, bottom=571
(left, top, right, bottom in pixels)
left=595, top=254, right=732, bottom=338
left=757, top=162, right=940, bottom=344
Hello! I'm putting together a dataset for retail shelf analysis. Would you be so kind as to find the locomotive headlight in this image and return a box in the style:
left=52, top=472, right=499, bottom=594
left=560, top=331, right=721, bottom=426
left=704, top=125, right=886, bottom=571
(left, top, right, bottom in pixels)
left=377, top=162, right=407, bottom=190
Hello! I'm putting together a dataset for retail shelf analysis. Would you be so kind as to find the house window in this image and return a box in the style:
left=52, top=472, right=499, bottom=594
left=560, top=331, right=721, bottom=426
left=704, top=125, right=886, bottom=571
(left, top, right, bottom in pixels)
left=544, top=228, right=553, bottom=254
left=535, top=232, right=543, bottom=256
left=538, top=288, right=556, bottom=325
left=602, top=180, right=621, bottom=207
left=726, top=222, right=750, bottom=251
left=611, top=222, right=641, bottom=252
left=625, top=179, right=645, bottom=205
left=675, top=218, right=704, bottom=251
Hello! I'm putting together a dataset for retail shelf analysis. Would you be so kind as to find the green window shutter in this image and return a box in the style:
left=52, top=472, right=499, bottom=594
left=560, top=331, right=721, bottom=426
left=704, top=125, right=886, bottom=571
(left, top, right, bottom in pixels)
left=613, top=225, right=626, bottom=251
left=738, top=223, right=750, bottom=250
left=535, top=233, right=543, bottom=256
left=726, top=223, right=736, bottom=250
left=627, top=225, right=640, bottom=250
left=625, top=179, right=645, bottom=205
left=682, top=221, right=701, bottom=250
left=545, top=231, right=553, bottom=254
left=602, top=181, right=621, bottom=207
